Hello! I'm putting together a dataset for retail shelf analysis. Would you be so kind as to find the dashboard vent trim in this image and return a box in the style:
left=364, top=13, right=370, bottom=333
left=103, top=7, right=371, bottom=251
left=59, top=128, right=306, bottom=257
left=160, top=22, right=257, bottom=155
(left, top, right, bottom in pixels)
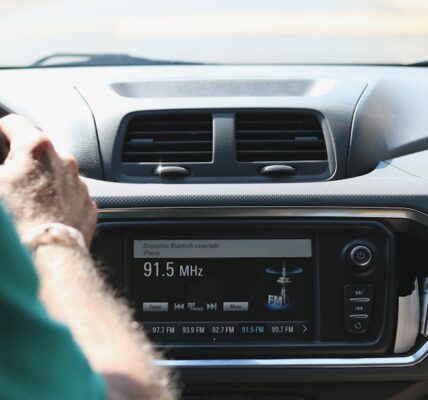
left=235, top=111, right=327, bottom=162
left=121, top=112, right=213, bottom=163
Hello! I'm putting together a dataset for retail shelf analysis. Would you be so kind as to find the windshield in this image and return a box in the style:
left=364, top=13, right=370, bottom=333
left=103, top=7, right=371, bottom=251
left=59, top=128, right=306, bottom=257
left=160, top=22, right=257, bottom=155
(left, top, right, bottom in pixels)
left=1, top=0, right=428, bottom=67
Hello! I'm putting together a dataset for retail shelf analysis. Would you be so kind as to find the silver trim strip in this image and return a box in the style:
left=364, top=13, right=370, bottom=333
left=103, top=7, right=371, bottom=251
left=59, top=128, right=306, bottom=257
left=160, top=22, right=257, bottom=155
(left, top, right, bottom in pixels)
left=98, top=206, right=428, bottom=221
left=158, top=342, right=428, bottom=368
left=349, top=314, right=369, bottom=319
left=97, top=206, right=428, bottom=369
left=349, top=298, right=370, bottom=303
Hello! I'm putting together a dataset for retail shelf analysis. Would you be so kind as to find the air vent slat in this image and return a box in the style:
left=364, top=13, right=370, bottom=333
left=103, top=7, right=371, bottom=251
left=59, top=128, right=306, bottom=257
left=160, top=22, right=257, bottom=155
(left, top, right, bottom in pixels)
left=123, top=152, right=211, bottom=163
left=123, top=151, right=212, bottom=156
left=126, top=132, right=212, bottom=142
left=129, top=121, right=212, bottom=130
left=237, top=140, right=325, bottom=151
left=236, top=111, right=327, bottom=162
left=127, top=130, right=212, bottom=136
left=126, top=140, right=212, bottom=146
left=237, top=129, right=322, bottom=135
left=122, top=112, right=213, bottom=163
left=237, top=122, right=320, bottom=129
left=237, top=139, right=323, bottom=144
left=239, top=150, right=326, bottom=154
left=124, top=142, right=212, bottom=152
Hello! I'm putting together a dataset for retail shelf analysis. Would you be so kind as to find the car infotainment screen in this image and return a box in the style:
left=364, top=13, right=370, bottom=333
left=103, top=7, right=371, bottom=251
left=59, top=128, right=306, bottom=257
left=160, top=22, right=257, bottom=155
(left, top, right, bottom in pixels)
left=131, top=239, right=313, bottom=344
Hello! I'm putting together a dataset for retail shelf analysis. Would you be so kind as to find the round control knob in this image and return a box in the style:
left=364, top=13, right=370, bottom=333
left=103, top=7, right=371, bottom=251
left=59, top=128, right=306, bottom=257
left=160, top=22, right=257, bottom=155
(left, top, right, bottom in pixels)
left=349, top=245, right=373, bottom=269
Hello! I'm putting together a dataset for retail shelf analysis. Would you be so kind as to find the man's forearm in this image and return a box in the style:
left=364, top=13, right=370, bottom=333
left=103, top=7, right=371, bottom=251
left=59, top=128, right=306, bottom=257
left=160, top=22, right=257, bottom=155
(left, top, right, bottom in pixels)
left=0, top=116, right=176, bottom=399
left=34, top=242, right=176, bottom=400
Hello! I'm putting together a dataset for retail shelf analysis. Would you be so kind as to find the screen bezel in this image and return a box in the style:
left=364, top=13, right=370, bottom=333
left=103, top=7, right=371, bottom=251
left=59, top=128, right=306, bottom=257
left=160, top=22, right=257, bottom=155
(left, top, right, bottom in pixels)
left=94, top=218, right=396, bottom=358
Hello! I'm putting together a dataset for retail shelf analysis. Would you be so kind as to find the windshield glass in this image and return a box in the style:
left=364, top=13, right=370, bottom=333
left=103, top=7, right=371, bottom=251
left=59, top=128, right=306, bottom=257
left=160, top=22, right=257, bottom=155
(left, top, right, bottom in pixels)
left=1, top=0, right=427, bottom=67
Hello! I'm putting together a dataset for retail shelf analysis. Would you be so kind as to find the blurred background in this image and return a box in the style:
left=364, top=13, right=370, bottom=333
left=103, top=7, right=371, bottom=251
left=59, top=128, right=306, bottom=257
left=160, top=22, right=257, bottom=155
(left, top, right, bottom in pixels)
left=1, top=0, right=428, bottom=66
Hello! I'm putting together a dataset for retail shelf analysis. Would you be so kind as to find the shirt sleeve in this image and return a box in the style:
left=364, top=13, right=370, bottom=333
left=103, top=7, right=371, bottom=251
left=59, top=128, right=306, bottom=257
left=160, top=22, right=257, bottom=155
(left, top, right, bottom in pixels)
left=0, top=204, right=107, bottom=400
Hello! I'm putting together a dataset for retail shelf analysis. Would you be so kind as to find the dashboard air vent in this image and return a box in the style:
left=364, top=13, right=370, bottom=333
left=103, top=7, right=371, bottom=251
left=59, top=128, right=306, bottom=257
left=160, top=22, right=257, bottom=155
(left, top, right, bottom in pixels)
left=236, top=111, right=327, bottom=162
left=122, top=112, right=213, bottom=163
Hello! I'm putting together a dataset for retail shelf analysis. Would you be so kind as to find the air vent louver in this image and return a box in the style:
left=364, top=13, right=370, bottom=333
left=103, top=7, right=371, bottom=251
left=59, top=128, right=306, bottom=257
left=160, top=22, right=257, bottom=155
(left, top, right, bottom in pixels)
left=236, top=111, right=327, bottom=162
left=122, top=112, right=213, bottom=163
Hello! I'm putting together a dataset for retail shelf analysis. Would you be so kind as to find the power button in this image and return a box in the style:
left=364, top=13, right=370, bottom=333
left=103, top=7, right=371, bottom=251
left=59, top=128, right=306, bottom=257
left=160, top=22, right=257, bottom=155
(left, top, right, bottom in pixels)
left=349, top=245, right=373, bottom=269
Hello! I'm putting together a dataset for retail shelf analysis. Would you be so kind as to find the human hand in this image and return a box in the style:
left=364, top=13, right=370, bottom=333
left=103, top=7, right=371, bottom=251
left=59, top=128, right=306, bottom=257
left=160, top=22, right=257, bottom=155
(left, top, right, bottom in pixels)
left=0, top=114, right=97, bottom=246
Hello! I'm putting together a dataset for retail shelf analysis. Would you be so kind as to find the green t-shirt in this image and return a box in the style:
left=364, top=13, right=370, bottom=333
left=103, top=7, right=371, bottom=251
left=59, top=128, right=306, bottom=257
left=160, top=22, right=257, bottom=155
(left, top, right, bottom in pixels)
left=0, top=205, right=106, bottom=399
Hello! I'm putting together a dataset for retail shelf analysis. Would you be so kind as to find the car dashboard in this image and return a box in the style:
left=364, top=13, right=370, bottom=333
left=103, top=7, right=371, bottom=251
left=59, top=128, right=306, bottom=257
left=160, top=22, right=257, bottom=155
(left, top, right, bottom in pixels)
left=2, top=64, right=428, bottom=399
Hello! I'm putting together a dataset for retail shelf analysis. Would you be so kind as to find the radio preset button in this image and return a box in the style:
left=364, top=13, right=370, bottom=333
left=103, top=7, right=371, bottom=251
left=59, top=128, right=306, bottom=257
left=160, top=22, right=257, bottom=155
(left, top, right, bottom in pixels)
left=268, top=322, right=311, bottom=338
left=239, top=323, right=266, bottom=335
left=210, top=324, right=238, bottom=336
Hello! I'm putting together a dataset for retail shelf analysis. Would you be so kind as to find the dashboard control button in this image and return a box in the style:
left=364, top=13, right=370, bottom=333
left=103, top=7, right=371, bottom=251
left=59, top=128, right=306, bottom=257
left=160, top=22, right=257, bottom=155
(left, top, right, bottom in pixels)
left=344, top=285, right=373, bottom=334
left=348, top=245, right=373, bottom=269
left=344, top=284, right=373, bottom=300
left=345, top=317, right=369, bottom=334
left=349, top=297, right=370, bottom=303
left=346, top=302, right=370, bottom=315
left=348, top=314, right=369, bottom=319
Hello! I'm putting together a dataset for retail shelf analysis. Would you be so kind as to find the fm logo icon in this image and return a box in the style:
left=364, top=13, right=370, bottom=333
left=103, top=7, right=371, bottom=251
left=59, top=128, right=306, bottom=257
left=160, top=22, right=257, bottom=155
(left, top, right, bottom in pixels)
left=265, top=264, right=303, bottom=311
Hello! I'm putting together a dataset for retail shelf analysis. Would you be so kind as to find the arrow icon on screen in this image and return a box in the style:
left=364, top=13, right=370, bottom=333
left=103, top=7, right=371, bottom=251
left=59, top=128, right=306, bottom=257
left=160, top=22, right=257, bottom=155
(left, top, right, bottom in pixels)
left=207, top=303, right=217, bottom=311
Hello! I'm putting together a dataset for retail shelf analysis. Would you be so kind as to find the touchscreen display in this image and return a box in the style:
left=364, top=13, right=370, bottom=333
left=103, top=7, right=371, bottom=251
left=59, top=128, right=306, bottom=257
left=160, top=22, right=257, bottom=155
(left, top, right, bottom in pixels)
left=131, top=239, right=313, bottom=343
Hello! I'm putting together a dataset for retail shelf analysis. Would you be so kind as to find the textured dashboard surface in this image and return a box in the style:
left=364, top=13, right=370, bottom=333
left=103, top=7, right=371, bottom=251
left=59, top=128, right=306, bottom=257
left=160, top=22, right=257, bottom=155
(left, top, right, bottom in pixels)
left=85, top=174, right=428, bottom=212
left=349, top=76, right=428, bottom=177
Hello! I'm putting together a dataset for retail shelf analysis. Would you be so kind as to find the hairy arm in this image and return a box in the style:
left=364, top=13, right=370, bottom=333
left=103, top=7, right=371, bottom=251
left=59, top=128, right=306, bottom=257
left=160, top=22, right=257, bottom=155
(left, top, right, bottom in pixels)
left=0, top=115, right=177, bottom=400
left=34, top=243, right=175, bottom=400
